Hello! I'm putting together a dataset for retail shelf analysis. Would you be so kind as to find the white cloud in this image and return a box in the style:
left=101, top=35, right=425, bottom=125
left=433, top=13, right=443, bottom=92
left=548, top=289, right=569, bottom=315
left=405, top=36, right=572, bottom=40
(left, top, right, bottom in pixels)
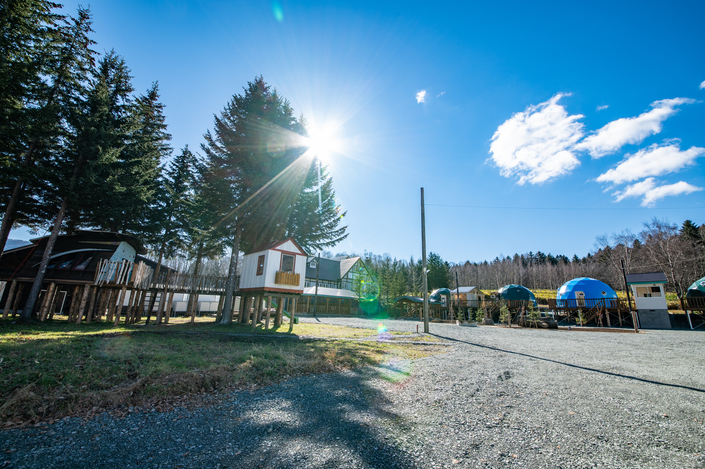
left=489, top=93, right=585, bottom=185
left=700, top=80, right=705, bottom=90
left=596, top=143, right=705, bottom=184
left=613, top=178, right=703, bottom=207
left=576, top=97, right=695, bottom=158
left=596, top=105, right=609, bottom=111
left=437, top=91, right=445, bottom=97
left=415, top=90, right=426, bottom=103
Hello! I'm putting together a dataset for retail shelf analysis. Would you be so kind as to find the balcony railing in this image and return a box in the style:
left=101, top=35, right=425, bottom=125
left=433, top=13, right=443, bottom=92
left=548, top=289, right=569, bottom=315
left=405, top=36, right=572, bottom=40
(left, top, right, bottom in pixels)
left=275, top=271, right=300, bottom=286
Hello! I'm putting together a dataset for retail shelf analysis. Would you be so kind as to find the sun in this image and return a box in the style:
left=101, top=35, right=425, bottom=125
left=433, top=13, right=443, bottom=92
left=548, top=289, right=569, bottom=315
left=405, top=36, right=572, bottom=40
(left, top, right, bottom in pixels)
left=305, top=122, right=342, bottom=162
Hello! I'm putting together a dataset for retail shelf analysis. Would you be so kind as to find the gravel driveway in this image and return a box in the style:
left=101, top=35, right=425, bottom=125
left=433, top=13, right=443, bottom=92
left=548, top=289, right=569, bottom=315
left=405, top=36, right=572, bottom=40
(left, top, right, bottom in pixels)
left=2, top=318, right=704, bottom=469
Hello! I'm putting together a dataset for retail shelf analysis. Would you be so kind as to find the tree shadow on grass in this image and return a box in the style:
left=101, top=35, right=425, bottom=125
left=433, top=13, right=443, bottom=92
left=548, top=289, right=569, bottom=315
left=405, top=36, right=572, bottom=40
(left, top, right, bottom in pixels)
left=0, top=331, right=420, bottom=469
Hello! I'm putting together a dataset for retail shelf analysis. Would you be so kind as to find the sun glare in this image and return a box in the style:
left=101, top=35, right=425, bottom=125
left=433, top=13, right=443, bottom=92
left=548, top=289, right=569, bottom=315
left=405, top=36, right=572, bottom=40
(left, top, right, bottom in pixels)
left=306, top=122, right=342, bottom=162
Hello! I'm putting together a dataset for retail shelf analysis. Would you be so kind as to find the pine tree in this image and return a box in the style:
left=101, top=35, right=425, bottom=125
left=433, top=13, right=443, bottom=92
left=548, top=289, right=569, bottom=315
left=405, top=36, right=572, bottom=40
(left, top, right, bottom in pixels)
left=284, top=162, right=348, bottom=253
left=0, top=4, right=95, bottom=254
left=200, top=76, right=347, bottom=324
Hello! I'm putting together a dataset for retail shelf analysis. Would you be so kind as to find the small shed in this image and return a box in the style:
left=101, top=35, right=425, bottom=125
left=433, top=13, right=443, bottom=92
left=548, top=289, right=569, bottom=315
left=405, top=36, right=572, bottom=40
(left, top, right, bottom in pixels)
left=239, top=238, right=307, bottom=294
left=625, top=272, right=670, bottom=329
left=451, top=286, right=484, bottom=308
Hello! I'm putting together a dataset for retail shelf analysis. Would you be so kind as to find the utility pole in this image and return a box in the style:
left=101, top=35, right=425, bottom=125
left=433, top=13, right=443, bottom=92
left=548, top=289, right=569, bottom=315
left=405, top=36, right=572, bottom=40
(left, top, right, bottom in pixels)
left=313, top=254, right=320, bottom=318
left=421, top=187, right=429, bottom=333
left=621, top=259, right=639, bottom=333
left=455, top=270, right=461, bottom=320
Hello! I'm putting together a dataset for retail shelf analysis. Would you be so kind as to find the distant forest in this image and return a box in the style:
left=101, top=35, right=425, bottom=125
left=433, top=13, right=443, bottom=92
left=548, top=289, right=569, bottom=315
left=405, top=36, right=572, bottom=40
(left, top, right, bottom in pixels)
left=331, top=218, right=705, bottom=308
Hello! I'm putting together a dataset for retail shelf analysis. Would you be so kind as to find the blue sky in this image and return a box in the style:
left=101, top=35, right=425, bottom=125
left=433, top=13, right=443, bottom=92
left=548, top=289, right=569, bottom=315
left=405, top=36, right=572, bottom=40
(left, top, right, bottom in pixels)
left=12, top=0, right=705, bottom=263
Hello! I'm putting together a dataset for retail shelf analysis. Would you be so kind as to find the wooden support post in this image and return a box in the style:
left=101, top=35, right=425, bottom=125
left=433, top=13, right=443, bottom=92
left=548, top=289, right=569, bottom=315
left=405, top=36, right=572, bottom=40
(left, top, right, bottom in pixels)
left=288, top=297, right=296, bottom=333
left=125, top=289, right=139, bottom=324
left=306, top=296, right=310, bottom=315
left=240, top=296, right=251, bottom=324
left=215, top=294, right=225, bottom=323
left=325, top=298, right=330, bottom=315
left=113, top=286, right=127, bottom=326
left=99, top=289, right=112, bottom=322
left=105, top=289, right=116, bottom=322
left=2, top=280, right=18, bottom=319
left=10, top=283, right=24, bottom=319
left=254, top=296, right=263, bottom=325
left=163, top=291, right=175, bottom=323
left=86, top=286, right=98, bottom=324
left=39, top=283, right=56, bottom=321
left=274, top=297, right=283, bottom=327
left=68, top=285, right=81, bottom=322
left=265, top=296, right=272, bottom=329
left=76, top=285, right=92, bottom=324
left=157, top=271, right=171, bottom=324
left=136, top=290, right=148, bottom=321
left=48, top=286, right=61, bottom=320
left=605, top=304, right=611, bottom=327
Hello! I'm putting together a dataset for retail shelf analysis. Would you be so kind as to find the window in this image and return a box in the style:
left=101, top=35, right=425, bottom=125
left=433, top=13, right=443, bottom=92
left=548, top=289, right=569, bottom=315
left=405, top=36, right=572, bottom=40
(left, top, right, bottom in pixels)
left=650, top=286, right=662, bottom=297
left=256, top=255, right=265, bottom=276
left=281, top=254, right=295, bottom=273
left=73, top=254, right=92, bottom=271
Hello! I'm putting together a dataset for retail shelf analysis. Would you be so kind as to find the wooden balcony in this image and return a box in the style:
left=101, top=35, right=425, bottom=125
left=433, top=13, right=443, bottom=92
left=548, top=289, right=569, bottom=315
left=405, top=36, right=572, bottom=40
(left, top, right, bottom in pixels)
left=275, top=271, right=300, bottom=286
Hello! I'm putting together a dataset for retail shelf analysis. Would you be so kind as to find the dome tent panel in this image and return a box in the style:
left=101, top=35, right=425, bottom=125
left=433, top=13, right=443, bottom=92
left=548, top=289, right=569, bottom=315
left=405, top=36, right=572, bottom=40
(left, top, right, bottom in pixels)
left=497, top=284, right=537, bottom=307
left=686, top=276, right=705, bottom=298
left=556, top=277, right=618, bottom=308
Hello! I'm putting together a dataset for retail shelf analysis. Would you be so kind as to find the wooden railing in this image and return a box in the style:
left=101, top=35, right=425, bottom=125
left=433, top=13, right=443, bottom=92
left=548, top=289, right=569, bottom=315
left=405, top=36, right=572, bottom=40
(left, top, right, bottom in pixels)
left=547, top=298, right=630, bottom=312
left=94, top=260, right=153, bottom=289
left=274, top=271, right=300, bottom=286
left=151, top=271, right=233, bottom=293
left=684, top=296, right=705, bottom=311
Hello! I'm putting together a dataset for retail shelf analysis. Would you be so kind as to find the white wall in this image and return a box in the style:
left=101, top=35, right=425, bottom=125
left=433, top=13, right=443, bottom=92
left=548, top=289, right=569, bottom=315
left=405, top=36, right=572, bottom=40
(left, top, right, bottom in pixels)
left=239, top=248, right=305, bottom=292
left=631, top=284, right=668, bottom=310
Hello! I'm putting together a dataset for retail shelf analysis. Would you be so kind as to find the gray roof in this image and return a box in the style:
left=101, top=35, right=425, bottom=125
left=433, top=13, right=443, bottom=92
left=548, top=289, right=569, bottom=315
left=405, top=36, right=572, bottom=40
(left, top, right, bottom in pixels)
left=625, top=272, right=668, bottom=284
left=305, top=257, right=341, bottom=282
left=453, top=286, right=481, bottom=293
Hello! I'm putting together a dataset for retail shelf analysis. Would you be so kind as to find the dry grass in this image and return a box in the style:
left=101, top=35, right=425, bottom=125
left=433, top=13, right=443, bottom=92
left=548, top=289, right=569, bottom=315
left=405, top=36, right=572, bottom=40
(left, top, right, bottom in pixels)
left=0, top=319, right=439, bottom=427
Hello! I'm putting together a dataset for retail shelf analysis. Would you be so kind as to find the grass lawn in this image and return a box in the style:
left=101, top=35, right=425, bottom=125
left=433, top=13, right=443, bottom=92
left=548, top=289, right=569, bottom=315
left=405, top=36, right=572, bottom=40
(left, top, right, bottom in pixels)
left=0, top=319, right=441, bottom=427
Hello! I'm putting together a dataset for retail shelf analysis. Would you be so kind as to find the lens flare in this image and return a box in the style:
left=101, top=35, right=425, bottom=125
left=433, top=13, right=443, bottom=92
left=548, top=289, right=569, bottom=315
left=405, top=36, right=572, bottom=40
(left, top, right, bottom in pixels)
left=377, top=322, right=391, bottom=341
left=272, top=1, right=283, bottom=22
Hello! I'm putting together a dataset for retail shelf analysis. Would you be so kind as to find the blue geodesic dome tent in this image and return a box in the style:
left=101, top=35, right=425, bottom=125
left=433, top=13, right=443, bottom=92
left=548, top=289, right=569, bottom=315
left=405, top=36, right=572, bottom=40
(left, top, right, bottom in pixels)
left=556, top=277, right=618, bottom=308
left=497, top=284, right=537, bottom=307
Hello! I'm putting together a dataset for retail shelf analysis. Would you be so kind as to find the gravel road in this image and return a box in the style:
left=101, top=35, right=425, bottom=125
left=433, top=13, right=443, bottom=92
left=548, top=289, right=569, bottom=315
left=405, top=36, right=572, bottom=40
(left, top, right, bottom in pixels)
left=2, top=318, right=704, bottom=469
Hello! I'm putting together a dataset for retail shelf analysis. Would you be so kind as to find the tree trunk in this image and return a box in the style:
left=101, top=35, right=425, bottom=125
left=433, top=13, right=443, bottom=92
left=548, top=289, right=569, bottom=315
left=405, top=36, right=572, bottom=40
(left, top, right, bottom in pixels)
left=221, top=225, right=242, bottom=324
left=187, top=242, right=204, bottom=324
left=20, top=199, right=68, bottom=321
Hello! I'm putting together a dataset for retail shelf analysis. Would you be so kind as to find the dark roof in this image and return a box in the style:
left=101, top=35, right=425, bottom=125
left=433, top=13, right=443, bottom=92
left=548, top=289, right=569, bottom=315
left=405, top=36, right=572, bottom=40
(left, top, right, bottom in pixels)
left=625, top=272, right=668, bottom=284
left=394, top=295, right=442, bottom=305
left=0, top=230, right=147, bottom=282
left=305, top=256, right=341, bottom=282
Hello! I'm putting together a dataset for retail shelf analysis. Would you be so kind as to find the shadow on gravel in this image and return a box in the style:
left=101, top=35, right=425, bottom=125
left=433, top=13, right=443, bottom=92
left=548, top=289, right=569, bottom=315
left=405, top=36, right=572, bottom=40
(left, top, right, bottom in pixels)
left=216, top=368, right=416, bottom=469
left=431, top=333, right=705, bottom=394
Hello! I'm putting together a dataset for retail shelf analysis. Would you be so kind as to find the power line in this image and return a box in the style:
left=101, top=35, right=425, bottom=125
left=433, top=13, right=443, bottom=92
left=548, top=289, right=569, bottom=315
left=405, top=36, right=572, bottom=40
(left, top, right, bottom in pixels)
left=425, top=204, right=702, bottom=211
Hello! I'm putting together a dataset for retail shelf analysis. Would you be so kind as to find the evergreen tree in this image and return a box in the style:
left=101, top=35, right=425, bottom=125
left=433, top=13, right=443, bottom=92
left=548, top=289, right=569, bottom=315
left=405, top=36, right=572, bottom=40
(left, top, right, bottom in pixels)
left=284, top=162, right=348, bottom=253
left=200, top=76, right=347, bottom=323
left=0, top=5, right=95, bottom=254
left=427, top=252, right=451, bottom=290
